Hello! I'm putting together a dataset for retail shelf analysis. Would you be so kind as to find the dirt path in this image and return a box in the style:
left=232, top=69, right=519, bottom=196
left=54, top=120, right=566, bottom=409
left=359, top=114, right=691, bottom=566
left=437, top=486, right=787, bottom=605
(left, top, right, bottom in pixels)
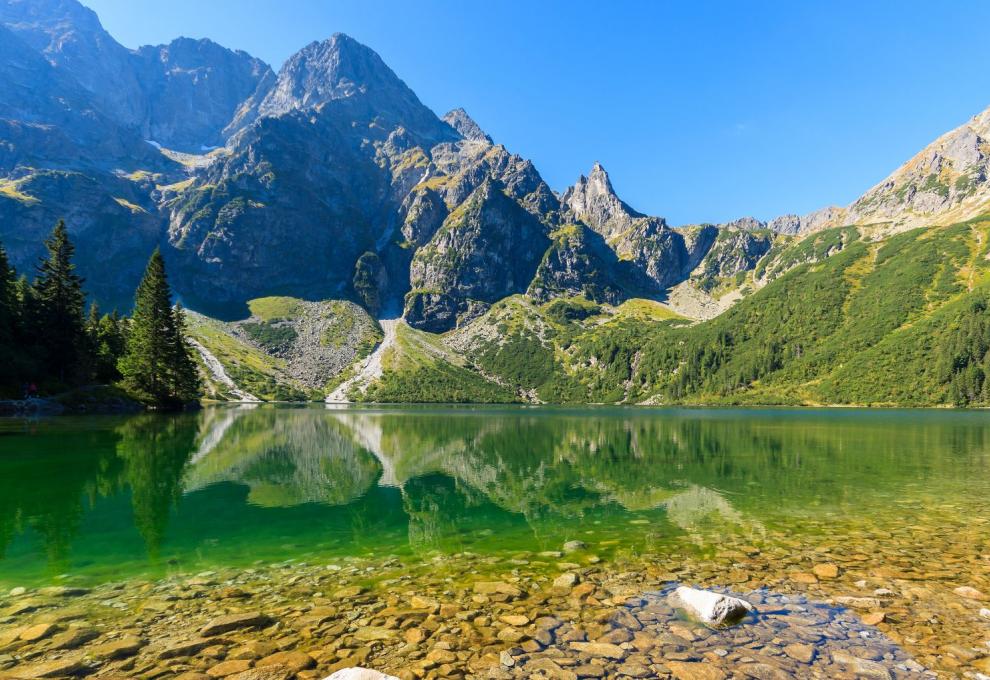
left=188, top=339, right=261, bottom=402
left=325, top=318, right=399, bottom=403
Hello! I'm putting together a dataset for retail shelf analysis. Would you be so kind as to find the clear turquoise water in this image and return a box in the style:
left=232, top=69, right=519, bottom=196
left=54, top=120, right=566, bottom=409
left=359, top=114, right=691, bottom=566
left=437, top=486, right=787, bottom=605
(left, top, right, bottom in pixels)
left=1, top=404, right=989, bottom=587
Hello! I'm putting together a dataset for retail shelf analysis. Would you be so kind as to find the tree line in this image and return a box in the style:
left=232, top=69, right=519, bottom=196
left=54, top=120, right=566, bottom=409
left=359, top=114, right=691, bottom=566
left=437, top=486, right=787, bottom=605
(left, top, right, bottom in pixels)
left=0, top=221, right=200, bottom=409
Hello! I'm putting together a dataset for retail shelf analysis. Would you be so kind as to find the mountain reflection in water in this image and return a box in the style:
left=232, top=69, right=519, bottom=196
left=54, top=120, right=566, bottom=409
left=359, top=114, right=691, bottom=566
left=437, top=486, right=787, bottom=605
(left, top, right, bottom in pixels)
left=0, top=404, right=988, bottom=585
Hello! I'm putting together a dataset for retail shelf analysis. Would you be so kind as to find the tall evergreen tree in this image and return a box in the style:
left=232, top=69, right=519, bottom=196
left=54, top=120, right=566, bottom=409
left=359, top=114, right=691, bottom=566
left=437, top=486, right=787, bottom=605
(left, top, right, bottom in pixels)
left=33, top=221, right=87, bottom=384
left=118, top=249, right=200, bottom=408
left=0, top=241, right=23, bottom=393
left=0, top=241, right=17, bottom=346
left=86, top=302, right=127, bottom=384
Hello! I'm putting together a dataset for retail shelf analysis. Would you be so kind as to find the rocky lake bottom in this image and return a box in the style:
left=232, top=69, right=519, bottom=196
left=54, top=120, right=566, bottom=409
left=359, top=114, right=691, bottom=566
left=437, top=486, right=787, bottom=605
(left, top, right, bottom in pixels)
left=0, top=406, right=989, bottom=678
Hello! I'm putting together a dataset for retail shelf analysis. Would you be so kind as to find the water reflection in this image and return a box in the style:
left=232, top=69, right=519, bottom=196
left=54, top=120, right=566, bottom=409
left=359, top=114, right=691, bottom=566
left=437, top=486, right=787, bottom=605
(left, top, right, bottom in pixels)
left=0, top=405, right=988, bottom=583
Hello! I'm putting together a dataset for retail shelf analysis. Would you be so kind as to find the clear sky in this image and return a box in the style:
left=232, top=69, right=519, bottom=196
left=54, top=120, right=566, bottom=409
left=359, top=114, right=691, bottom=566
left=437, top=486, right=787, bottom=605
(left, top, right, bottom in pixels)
left=83, top=0, right=990, bottom=225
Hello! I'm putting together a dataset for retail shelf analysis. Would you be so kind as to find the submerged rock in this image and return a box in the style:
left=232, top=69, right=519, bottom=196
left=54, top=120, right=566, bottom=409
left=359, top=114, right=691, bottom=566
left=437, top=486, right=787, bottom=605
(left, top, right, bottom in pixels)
left=324, top=669, right=400, bottom=680
left=668, top=586, right=755, bottom=626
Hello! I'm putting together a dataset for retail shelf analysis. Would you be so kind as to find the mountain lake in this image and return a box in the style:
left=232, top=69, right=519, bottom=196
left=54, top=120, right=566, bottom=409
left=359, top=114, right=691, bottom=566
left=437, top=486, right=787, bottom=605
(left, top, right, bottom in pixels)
left=0, top=405, right=988, bottom=678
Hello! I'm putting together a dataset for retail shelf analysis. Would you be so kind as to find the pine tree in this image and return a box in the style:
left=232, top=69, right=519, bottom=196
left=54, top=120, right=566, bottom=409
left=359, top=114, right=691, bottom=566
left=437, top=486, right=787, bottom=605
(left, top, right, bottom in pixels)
left=170, top=302, right=200, bottom=399
left=0, top=241, right=17, bottom=346
left=33, top=221, right=87, bottom=385
left=0, top=241, right=23, bottom=393
left=86, top=302, right=126, bottom=384
left=118, top=249, right=200, bottom=408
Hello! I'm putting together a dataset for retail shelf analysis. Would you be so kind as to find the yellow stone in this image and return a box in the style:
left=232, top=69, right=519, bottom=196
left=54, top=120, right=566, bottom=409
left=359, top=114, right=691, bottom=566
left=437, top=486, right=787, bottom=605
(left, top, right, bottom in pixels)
left=812, top=563, right=839, bottom=579
left=862, top=611, right=886, bottom=626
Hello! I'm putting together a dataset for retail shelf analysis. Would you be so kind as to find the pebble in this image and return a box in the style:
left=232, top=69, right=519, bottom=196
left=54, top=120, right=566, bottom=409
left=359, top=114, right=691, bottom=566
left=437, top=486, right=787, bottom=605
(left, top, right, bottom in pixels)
left=812, top=563, right=839, bottom=580
left=90, top=634, right=143, bottom=659
left=19, top=623, right=58, bottom=642
left=955, top=586, right=988, bottom=601
left=208, top=659, right=254, bottom=677
left=200, top=611, right=273, bottom=637
left=862, top=611, right=886, bottom=625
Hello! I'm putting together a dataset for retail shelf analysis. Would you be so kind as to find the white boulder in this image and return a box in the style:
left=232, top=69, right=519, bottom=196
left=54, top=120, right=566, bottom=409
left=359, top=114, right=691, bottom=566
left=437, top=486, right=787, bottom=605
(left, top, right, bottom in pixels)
left=668, top=586, right=755, bottom=626
left=323, top=669, right=400, bottom=680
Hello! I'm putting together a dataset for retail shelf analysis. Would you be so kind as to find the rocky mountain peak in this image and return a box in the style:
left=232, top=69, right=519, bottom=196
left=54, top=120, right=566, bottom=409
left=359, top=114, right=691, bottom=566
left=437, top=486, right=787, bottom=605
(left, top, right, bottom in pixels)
left=839, top=103, right=990, bottom=230
left=442, top=108, right=492, bottom=143
left=258, top=33, right=411, bottom=117
left=0, top=0, right=145, bottom=126
left=562, top=162, right=644, bottom=239
left=718, top=216, right=765, bottom=232
left=135, top=37, right=273, bottom=150
left=0, top=0, right=103, bottom=41
left=238, top=32, right=454, bottom=147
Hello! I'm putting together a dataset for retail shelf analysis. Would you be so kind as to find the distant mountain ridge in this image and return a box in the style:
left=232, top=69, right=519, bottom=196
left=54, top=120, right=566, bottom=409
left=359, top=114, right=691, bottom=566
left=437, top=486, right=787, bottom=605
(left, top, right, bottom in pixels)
left=1, top=0, right=989, bottom=330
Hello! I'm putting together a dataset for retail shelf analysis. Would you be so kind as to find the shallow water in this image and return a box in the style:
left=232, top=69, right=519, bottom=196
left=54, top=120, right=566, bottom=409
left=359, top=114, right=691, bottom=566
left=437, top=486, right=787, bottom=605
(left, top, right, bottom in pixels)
left=1, top=404, right=989, bottom=676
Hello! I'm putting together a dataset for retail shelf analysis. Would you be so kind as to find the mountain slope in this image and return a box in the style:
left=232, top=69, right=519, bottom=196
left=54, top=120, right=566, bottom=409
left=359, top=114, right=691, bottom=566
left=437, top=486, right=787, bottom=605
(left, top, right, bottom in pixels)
left=843, top=107, right=990, bottom=230
left=422, top=218, right=989, bottom=407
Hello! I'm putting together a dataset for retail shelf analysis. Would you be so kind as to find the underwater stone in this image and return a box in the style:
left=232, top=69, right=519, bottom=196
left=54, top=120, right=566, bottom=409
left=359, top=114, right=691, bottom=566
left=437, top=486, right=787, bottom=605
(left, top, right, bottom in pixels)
left=324, top=670, right=400, bottom=680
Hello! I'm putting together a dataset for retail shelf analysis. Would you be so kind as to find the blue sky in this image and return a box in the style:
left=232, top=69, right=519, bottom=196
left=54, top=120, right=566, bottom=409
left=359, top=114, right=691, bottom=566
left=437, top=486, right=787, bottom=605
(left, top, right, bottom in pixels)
left=84, top=0, right=990, bottom=225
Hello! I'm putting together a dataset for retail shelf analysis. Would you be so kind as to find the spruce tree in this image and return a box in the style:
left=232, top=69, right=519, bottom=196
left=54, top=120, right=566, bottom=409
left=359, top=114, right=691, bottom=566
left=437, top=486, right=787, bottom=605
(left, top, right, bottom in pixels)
left=119, top=249, right=200, bottom=408
left=87, top=303, right=126, bottom=384
left=0, top=241, right=17, bottom=346
left=33, top=221, right=87, bottom=385
left=0, top=241, right=22, bottom=392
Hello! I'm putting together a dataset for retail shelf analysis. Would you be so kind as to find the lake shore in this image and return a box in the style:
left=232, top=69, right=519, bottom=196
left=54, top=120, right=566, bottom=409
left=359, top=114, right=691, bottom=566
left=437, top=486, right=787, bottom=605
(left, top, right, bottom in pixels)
left=1, top=542, right=988, bottom=679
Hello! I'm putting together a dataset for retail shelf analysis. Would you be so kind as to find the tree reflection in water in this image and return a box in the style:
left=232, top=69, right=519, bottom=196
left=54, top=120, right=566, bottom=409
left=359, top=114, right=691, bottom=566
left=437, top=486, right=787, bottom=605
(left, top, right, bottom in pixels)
left=0, top=406, right=987, bottom=584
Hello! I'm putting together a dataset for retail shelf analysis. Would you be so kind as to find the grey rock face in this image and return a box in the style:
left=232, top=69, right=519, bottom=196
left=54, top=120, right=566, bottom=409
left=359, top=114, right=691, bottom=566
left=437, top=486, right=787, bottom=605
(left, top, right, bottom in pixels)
left=527, top=224, right=627, bottom=304
left=135, top=38, right=273, bottom=151
left=611, top=217, right=695, bottom=291
left=767, top=206, right=845, bottom=235
left=429, top=140, right=557, bottom=217
left=402, top=290, right=462, bottom=333
left=401, top=187, right=448, bottom=247
left=844, top=107, right=990, bottom=228
left=406, top=180, right=550, bottom=331
left=166, top=111, right=390, bottom=313
left=442, top=108, right=492, bottom=143
left=719, top=216, right=765, bottom=232
left=691, top=228, right=773, bottom=291
left=0, top=0, right=146, bottom=127
left=245, top=33, right=454, bottom=147
left=0, top=24, right=152, bottom=170
left=561, top=162, right=644, bottom=239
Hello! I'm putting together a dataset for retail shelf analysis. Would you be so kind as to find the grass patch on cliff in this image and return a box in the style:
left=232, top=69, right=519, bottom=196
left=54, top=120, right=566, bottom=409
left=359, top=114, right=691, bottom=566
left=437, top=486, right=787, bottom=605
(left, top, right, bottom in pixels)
left=361, top=323, right=515, bottom=403
left=0, top=179, right=40, bottom=204
left=186, top=314, right=308, bottom=401
left=248, top=296, right=306, bottom=322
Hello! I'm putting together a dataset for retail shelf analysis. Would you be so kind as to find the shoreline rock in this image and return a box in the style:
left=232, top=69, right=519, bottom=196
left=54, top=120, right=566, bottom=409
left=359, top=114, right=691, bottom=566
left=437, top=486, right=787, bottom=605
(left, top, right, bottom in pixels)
left=668, top=586, right=755, bottom=626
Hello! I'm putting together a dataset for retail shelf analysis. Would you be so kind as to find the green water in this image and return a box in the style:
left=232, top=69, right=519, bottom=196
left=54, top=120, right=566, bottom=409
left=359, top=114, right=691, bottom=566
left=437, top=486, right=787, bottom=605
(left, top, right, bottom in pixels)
left=1, top=404, right=988, bottom=587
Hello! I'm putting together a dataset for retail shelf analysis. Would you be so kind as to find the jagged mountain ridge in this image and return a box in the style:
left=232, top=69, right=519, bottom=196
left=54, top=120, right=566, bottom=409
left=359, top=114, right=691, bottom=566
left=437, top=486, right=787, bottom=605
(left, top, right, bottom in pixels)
left=0, top=0, right=809, bottom=323
left=1, top=0, right=989, bottom=330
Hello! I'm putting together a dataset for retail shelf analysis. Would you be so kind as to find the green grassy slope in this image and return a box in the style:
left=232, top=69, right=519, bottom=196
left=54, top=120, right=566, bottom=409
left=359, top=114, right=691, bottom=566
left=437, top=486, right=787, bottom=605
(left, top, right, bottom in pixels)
left=360, top=323, right=516, bottom=403
left=428, top=218, right=990, bottom=407
left=190, top=218, right=990, bottom=407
